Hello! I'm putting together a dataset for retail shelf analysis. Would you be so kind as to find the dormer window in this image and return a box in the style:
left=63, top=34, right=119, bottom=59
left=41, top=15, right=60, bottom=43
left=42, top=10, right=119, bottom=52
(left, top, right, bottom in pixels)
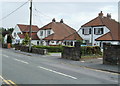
left=94, top=28, right=104, bottom=35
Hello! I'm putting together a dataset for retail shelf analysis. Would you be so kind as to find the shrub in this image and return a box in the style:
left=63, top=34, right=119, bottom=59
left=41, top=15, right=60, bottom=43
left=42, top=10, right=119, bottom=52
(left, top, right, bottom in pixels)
left=81, top=46, right=101, bottom=56
left=33, top=45, right=63, bottom=52
left=33, top=45, right=101, bottom=55
left=7, top=34, right=12, bottom=43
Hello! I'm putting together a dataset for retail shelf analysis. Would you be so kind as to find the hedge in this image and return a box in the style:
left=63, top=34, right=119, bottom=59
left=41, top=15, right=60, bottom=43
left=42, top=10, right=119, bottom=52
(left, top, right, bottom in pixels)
left=81, top=46, right=102, bottom=56
left=33, top=45, right=102, bottom=55
left=33, top=45, right=63, bottom=52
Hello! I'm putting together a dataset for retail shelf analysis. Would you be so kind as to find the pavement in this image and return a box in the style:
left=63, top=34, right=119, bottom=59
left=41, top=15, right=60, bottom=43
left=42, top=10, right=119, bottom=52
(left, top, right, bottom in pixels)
left=50, top=53, right=119, bottom=74
left=12, top=48, right=119, bottom=74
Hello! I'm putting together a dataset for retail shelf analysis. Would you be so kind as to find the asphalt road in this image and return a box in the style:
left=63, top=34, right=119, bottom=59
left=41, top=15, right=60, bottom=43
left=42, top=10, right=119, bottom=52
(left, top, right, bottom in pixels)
left=1, top=48, right=119, bottom=85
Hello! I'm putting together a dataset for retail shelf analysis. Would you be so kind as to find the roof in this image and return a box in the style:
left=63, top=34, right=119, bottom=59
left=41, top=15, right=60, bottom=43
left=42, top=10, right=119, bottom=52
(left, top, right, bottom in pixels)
left=81, top=11, right=120, bottom=41
left=18, top=32, right=39, bottom=40
left=95, top=32, right=113, bottom=41
left=16, top=24, right=40, bottom=40
left=17, top=24, right=39, bottom=32
left=41, top=19, right=83, bottom=41
left=18, top=34, right=25, bottom=39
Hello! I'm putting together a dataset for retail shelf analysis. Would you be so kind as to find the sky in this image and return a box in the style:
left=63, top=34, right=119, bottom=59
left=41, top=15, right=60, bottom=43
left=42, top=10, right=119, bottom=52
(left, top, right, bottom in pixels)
left=0, top=0, right=119, bottom=31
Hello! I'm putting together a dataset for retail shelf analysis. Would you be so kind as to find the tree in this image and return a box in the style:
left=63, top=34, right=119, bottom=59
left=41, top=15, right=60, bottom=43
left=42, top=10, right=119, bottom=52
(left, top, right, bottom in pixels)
left=22, top=33, right=30, bottom=45
left=7, top=34, right=12, bottom=43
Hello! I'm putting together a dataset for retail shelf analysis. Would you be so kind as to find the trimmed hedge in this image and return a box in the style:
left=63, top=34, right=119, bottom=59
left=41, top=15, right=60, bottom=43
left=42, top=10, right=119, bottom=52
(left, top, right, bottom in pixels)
left=33, top=45, right=102, bottom=55
left=81, top=46, right=102, bottom=56
left=33, top=45, right=63, bottom=52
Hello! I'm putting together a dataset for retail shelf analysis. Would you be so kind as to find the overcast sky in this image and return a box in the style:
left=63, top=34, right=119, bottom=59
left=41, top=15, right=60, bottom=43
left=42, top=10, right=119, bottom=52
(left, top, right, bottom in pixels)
left=0, top=0, right=119, bottom=31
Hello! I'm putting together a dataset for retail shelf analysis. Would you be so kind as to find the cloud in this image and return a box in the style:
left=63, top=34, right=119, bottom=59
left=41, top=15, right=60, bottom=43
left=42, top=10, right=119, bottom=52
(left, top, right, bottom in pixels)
left=1, top=2, right=118, bottom=30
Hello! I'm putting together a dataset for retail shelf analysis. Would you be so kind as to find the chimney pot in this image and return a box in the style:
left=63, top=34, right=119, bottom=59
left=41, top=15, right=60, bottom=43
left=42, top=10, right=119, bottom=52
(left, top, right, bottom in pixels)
left=52, top=18, right=56, bottom=22
left=107, top=13, right=111, bottom=19
left=98, top=11, right=103, bottom=17
left=60, top=19, right=63, bottom=23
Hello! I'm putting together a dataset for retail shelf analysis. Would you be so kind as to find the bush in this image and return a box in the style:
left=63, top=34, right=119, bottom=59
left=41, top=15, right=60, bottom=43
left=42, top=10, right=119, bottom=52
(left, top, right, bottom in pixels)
left=33, top=45, right=101, bottom=55
left=81, top=46, right=101, bottom=56
left=33, top=45, right=63, bottom=52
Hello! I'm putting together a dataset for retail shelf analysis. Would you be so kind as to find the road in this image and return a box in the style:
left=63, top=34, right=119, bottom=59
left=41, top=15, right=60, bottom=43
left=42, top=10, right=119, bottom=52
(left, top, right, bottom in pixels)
left=0, top=48, right=119, bottom=85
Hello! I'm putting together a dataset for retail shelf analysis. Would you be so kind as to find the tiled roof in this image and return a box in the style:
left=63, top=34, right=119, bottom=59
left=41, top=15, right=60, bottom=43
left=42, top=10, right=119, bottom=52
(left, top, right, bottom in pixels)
left=17, top=24, right=39, bottom=32
left=17, top=24, right=40, bottom=40
left=18, top=32, right=39, bottom=40
left=18, top=34, right=25, bottom=39
left=41, top=19, right=83, bottom=41
left=95, top=32, right=113, bottom=41
left=82, top=11, right=120, bottom=41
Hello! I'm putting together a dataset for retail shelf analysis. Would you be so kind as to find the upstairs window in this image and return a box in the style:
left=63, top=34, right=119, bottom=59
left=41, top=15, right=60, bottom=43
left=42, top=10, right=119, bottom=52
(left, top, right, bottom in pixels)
left=40, top=31, right=43, bottom=36
left=14, top=33, right=16, bottom=37
left=82, top=28, right=91, bottom=35
left=94, top=28, right=104, bottom=35
left=47, top=30, right=51, bottom=36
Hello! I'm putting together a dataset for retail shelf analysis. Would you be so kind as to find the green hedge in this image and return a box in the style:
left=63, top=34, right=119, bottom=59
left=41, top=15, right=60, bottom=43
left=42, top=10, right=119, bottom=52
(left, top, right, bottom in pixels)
left=33, top=45, right=101, bottom=55
left=33, top=45, right=63, bottom=52
left=81, top=46, right=102, bottom=56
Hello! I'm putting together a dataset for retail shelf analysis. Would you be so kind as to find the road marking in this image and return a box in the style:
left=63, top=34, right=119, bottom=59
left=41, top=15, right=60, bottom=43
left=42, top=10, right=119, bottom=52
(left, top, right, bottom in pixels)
left=3, top=80, right=13, bottom=86
left=0, top=75, right=18, bottom=86
left=3, top=55, right=9, bottom=58
left=14, top=58, right=29, bottom=64
left=61, top=62, right=120, bottom=75
left=97, top=58, right=102, bottom=59
left=7, top=80, right=18, bottom=86
left=37, top=66, right=77, bottom=80
left=0, top=75, right=4, bottom=80
left=81, top=61, right=85, bottom=62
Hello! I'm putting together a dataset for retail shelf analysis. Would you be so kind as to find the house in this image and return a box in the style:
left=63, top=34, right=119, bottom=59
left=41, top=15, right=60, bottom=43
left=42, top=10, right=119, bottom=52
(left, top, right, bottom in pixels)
left=12, top=24, right=40, bottom=45
left=4, top=34, right=13, bottom=44
left=37, top=18, right=83, bottom=46
left=78, top=11, right=120, bottom=47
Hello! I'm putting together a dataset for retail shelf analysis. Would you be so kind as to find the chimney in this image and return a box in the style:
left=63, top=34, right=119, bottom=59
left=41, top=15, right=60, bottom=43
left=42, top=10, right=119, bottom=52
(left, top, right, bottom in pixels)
left=107, top=13, right=111, bottom=19
left=98, top=11, right=103, bottom=17
left=60, top=19, right=63, bottom=23
left=52, top=18, right=56, bottom=22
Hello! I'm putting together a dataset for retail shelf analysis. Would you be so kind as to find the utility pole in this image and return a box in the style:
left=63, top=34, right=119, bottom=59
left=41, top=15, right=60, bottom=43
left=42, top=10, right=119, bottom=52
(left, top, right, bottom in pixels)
left=29, top=0, right=32, bottom=52
left=91, top=27, right=94, bottom=46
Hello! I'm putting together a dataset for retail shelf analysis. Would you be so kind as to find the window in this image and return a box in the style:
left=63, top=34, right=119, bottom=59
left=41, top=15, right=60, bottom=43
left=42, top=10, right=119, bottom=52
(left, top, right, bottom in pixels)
left=47, top=30, right=51, bottom=36
left=40, top=31, right=43, bottom=36
left=82, top=28, right=91, bottom=35
left=17, top=32, right=21, bottom=34
left=85, top=40, right=89, bottom=44
left=64, top=41, right=67, bottom=45
left=14, top=33, right=16, bottom=37
left=94, top=28, right=104, bottom=35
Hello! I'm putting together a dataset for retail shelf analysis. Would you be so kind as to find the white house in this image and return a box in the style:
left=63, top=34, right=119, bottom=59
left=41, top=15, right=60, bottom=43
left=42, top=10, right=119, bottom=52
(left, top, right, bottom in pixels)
left=78, top=11, right=120, bottom=47
left=12, top=24, right=40, bottom=45
left=37, top=18, right=83, bottom=46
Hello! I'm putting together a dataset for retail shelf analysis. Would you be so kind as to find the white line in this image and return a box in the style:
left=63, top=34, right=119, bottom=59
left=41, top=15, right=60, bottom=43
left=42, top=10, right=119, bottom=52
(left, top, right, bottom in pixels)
left=97, top=58, right=102, bottom=59
left=81, top=61, right=85, bottom=62
left=37, top=66, right=77, bottom=80
left=14, top=58, right=29, bottom=64
left=0, top=75, right=4, bottom=80
left=3, top=55, right=9, bottom=58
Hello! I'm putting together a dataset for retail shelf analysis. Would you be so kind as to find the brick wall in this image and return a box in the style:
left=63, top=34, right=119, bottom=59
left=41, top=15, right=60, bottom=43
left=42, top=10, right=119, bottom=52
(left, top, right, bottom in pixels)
left=103, top=43, right=120, bottom=65
left=61, top=42, right=81, bottom=61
